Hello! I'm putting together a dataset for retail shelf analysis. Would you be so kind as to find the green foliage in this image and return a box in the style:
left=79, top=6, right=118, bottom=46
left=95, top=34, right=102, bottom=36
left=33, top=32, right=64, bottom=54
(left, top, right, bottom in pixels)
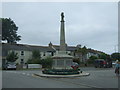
left=81, top=46, right=88, bottom=55
left=111, top=52, right=120, bottom=61
left=75, top=46, right=88, bottom=62
left=42, top=69, right=80, bottom=75
left=73, top=58, right=80, bottom=64
left=98, top=53, right=109, bottom=60
left=89, top=56, right=98, bottom=60
left=1, top=18, right=21, bottom=43
left=32, top=50, right=41, bottom=59
left=27, top=50, right=41, bottom=64
left=40, top=57, right=53, bottom=68
left=27, top=58, right=40, bottom=64
left=88, top=56, right=98, bottom=64
left=6, top=51, right=18, bottom=62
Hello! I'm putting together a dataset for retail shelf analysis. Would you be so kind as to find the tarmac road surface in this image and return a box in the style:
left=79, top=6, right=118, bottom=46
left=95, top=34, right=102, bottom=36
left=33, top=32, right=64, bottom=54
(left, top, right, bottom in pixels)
left=2, top=67, right=119, bottom=88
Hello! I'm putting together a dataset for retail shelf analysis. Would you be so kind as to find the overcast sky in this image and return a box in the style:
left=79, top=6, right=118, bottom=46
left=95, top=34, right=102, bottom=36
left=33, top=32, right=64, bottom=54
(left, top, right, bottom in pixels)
left=2, top=2, right=118, bottom=54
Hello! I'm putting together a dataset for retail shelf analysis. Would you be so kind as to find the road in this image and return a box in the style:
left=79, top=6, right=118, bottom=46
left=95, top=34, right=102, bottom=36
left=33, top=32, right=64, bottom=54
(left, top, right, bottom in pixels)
left=2, top=67, right=119, bottom=88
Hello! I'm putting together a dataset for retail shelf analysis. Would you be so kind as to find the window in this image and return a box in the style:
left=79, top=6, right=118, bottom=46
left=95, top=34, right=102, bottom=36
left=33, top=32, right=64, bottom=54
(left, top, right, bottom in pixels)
left=20, top=59, right=24, bottom=64
left=68, top=53, right=71, bottom=55
left=43, top=52, right=45, bottom=56
left=74, top=52, right=75, bottom=56
left=51, top=52, right=54, bottom=56
left=21, top=59, right=23, bottom=62
left=21, top=51, right=24, bottom=56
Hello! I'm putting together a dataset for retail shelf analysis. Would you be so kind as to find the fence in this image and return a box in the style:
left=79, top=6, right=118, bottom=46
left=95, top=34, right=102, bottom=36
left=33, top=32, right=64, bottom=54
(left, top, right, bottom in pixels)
left=17, top=64, right=42, bottom=69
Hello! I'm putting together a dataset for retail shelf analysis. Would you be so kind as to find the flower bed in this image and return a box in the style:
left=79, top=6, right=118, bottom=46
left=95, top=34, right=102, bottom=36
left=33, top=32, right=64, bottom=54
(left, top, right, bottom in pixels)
left=42, top=69, right=81, bottom=75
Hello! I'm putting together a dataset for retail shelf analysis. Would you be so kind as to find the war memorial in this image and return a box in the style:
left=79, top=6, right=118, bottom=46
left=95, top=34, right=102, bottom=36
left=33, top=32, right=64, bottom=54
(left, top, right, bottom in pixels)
left=52, top=12, right=73, bottom=70
left=41, top=12, right=89, bottom=77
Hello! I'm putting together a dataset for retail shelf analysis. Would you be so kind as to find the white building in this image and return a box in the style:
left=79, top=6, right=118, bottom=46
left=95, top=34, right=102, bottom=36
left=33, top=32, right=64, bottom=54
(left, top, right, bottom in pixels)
left=2, top=43, right=55, bottom=64
left=2, top=42, right=103, bottom=65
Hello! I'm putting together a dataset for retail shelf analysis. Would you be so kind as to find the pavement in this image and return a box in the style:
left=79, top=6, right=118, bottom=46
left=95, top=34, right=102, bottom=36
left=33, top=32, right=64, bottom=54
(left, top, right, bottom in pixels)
left=33, top=71, right=90, bottom=78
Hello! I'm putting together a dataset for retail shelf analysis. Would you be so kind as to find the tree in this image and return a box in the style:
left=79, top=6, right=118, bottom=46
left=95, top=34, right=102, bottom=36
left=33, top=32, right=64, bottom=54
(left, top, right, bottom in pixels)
left=73, top=58, right=80, bottom=64
left=81, top=46, right=88, bottom=62
left=75, top=46, right=88, bottom=62
left=32, top=50, right=41, bottom=59
left=1, top=18, right=21, bottom=43
left=88, top=56, right=98, bottom=64
left=111, top=52, right=120, bottom=61
left=27, top=50, right=41, bottom=64
left=75, top=48, right=82, bottom=62
left=99, top=53, right=109, bottom=60
left=27, top=58, right=41, bottom=64
left=6, top=51, right=18, bottom=62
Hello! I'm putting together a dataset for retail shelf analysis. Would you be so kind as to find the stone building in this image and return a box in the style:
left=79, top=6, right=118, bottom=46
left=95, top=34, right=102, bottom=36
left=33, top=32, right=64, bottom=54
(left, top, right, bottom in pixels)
left=2, top=43, right=55, bottom=65
left=2, top=42, right=103, bottom=66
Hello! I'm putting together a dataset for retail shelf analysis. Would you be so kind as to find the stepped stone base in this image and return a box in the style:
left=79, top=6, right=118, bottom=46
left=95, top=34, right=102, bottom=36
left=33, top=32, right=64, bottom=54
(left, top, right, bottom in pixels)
left=52, top=51, right=73, bottom=69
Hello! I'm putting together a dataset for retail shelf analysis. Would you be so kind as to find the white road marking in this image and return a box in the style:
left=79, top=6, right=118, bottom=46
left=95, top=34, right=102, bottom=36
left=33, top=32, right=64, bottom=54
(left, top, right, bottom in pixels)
left=22, top=73, right=26, bottom=75
left=27, top=74, right=30, bottom=76
left=4, top=71, right=34, bottom=77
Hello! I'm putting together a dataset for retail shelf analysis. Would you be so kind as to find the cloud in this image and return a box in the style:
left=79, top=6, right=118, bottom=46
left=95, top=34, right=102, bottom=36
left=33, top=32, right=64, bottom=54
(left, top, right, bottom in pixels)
left=2, top=2, right=118, bottom=54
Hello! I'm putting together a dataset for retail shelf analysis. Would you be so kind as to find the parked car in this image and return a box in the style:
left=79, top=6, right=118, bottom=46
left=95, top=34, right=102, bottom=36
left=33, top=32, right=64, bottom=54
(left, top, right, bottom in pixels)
left=5, top=62, right=17, bottom=70
left=94, top=59, right=104, bottom=68
left=94, top=59, right=112, bottom=68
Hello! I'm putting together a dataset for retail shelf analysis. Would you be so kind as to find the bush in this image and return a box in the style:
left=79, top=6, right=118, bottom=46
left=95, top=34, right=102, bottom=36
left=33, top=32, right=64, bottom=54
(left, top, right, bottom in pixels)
left=42, top=69, right=80, bottom=75
left=27, top=58, right=41, bottom=64
left=87, top=56, right=98, bottom=64
left=73, top=58, right=80, bottom=64
left=40, top=57, right=53, bottom=68
left=27, top=50, right=41, bottom=64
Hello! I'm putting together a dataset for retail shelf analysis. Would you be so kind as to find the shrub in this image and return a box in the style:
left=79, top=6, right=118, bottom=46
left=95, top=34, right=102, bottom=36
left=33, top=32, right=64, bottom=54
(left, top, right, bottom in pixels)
left=88, top=56, right=98, bottom=64
left=40, top=57, right=53, bottom=68
left=42, top=69, right=80, bottom=75
left=73, top=58, right=80, bottom=64
left=27, top=58, right=41, bottom=64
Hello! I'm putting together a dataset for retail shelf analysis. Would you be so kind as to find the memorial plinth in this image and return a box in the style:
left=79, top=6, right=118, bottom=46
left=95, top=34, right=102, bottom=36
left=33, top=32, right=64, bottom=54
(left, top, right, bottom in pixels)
left=52, top=51, right=73, bottom=69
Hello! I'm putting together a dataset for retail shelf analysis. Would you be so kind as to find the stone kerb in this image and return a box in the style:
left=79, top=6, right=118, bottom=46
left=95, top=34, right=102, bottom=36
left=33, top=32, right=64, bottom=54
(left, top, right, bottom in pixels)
left=34, top=71, right=90, bottom=78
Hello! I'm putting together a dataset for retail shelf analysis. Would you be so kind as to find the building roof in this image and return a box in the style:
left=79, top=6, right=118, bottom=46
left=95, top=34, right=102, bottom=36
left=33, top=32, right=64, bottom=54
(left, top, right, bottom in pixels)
left=87, top=48, right=104, bottom=54
left=2, top=43, right=55, bottom=57
left=52, top=45, right=77, bottom=51
left=2, top=43, right=104, bottom=57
